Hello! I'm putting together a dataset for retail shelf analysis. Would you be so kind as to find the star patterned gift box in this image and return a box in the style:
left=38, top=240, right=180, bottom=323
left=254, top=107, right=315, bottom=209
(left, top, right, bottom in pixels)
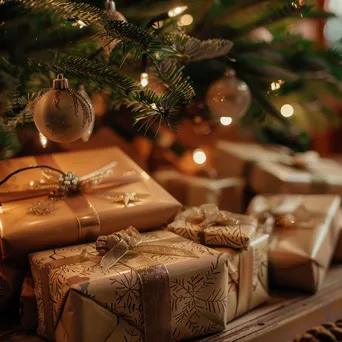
left=29, top=230, right=230, bottom=342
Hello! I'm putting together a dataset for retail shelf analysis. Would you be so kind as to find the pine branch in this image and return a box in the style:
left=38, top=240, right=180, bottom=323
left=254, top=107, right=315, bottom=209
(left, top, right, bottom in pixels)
left=27, top=53, right=141, bottom=94
left=17, top=0, right=157, bottom=53
left=151, top=59, right=195, bottom=104
left=162, top=33, right=233, bottom=62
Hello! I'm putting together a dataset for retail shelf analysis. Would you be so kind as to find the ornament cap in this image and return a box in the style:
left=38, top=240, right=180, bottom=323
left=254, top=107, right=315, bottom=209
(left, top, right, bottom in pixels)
left=53, top=74, right=69, bottom=90
left=105, top=0, right=116, bottom=10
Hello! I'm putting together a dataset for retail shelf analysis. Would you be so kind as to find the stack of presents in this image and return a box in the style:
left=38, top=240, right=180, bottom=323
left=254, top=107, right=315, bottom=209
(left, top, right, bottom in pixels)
left=1, top=142, right=342, bottom=341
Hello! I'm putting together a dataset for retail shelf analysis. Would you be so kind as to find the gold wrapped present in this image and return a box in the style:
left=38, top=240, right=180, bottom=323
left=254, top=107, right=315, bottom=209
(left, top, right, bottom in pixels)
left=215, top=233, right=269, bottom=322
left=247, top=194, right=340, bottom=292
left=214, top=141, right=342, bottom=195
left=154, top=170, right=245, bottom=213
left=168, top=204, right=257, bottom=249
left=0, top=147, right=181, bottom=259
left=29, top=228, right=230, bottom=342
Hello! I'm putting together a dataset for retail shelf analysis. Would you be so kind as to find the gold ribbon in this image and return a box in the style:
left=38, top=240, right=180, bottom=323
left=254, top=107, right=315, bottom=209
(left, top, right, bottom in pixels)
left=40, top=228, right=197, bottom=342
left=168, top=203, right=256, bottom=249
left=0, top=155, right=143, bottom=204
left=243, top=148, right=329, bottom=193
left=96, top=226, right=198, bottom=270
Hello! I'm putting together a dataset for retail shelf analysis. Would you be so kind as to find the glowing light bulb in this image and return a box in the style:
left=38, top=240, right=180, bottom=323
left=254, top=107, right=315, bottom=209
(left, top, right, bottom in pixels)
left=178, top=14, right=193, bottom=26
left=281, top=104, right=294, bottom=117
left=77, top=20, right=86, bottom=28
left=271, top=82, right=280, bottom=90
left=193, top=149, right=206, bottom=165
left=140, top=73, right=149, bottom=87
left=168, top=6, right=188, bottom=18
left=39, top=132, right=48, bottom=148
left=220, top=116, right=232, bottom=126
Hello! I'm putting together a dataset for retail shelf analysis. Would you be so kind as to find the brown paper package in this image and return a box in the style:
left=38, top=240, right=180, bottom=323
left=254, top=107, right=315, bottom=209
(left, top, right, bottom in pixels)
left=30, top=230, right=230, bottom=342
left=154, top=170, right=245, bottom=213
left=214, top=141, right=342, bottom=195
left=215, top=233, right=269, bottom=322
left=0, top=147, right=181, bottom=259
left=248, top=195, right=341, bottom=292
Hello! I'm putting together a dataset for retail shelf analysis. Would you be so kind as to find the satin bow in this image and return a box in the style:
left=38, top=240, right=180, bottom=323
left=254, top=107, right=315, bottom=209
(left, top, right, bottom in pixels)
left=0, top=161, right=143, bottom=204
left=168, top=203, right=257, bottom=249
left=248, top=196, right=319, bottom=232
left=96, top=226, right=198, bottom=270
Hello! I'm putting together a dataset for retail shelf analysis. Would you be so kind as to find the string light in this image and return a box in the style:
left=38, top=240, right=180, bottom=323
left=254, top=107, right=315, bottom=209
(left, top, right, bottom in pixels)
left=193, top=149, right=206, bottom=165
left=168, top=6, right=188, bottom=18
left=72, top=20, right=86, bottom=28
left=178, top=14, right=193, bottom=26
left=140, top=72, right=149, bottom=87
left=220, top=116, right=232, bottom=126
left=39, top=132, right=48, bottom=148
left=281, top=104, right=294, bottom=117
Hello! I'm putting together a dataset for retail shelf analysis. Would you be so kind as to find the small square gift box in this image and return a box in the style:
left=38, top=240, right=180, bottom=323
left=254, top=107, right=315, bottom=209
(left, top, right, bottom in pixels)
left=247, top=194, right=341, bottom=292
left=214, top=141, right=342, bottom=195
left=154, top=170, right=245, bottom=213
left=168, top=204, right=269, bottom=323
left=0, top=147, right=181, bottom=259
left=29, top=227, right=230, bottom=342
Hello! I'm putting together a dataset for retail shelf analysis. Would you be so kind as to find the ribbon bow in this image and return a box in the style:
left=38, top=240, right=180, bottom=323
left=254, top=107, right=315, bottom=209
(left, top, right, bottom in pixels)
left=168, top=203, right=257, bottom=249
left=0, top=161, right=143, bottom=204
left=96, top=226, right=198, bottom=270
left=248, top=196, right=319, bottom=233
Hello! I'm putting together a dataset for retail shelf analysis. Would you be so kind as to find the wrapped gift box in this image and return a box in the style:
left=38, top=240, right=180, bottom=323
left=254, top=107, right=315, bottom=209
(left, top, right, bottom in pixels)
left=30, top=230, right=230, bottom=342
left=247, top=194, right=340, bottom=292
left=167, top=204, right=257, bottom=249
left=214, top=141, right=342, bottom=195
left=215, top=233, right=269, bottom=322
left=154, top=170, right=245, bottom=213
left=0, top=260, right=26, bottom=312
left=0, top=147, right=181, bottom=259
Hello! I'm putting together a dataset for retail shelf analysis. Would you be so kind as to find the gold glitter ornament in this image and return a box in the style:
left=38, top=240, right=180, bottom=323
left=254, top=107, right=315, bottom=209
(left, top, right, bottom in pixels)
left=33, top=74, right=93, bottom=143
left=78, top=85, right=95, bottom=142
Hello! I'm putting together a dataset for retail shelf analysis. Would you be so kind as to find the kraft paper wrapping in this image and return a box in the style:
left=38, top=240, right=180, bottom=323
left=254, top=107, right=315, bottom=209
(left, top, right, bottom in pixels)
left=214, top=141, right=342, bottom=195
left=0, top=147, right=181, bottom=259
left=29, top=230, right=229, bottom=342
left=168, top=204, right=257, bottom=249
left=215, top=233, right=269, bottom=323
left=333, top=210, right=342, bottom=262
left=0, top=260, right=25, bottom=311
left=154, top=170, right=245, bottom=213
left=247, top=195, right=341, bottom=293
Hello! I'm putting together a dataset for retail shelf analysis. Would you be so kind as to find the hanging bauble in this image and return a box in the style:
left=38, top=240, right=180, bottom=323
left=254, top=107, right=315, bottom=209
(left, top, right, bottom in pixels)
left=33, top=74, right=93, bottom=143
left=206, top=71, right=251, bottom=120
left=78, top=85, right=95, bottom=142
left=105, top=0, right=127, bottom=53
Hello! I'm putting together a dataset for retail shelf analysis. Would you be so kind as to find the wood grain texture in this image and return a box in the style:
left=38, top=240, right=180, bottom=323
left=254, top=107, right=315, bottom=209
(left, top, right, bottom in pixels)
left=2, top=265, right=342, bottom=342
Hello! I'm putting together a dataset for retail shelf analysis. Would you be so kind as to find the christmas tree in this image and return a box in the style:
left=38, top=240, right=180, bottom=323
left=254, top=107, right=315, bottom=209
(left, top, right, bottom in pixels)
left=0, top=0, right=340, bottom=159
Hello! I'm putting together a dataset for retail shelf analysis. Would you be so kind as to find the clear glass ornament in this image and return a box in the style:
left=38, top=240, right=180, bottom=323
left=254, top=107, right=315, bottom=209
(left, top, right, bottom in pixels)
left=206, top=71, right=251, bottom=120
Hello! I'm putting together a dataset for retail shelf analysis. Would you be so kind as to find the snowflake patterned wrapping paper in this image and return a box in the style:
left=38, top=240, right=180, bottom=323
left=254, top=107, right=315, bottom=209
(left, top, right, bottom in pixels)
left=29, top=230, right=230, bottom=342
left=247, top=194, right=341, bottom=293
left=154, top=170, right=245, bottom=213
left=168, top=204, right=257, bottom=249
left=214, top=141, right=342, bottom=195
left=215, top=233, right=269, bottom=323
left=0, top=147, right=181, bottom=259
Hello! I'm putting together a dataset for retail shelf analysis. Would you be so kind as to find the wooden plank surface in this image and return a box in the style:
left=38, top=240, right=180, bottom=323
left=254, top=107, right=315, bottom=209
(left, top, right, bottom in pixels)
left=2, top=265, right=342, bottom=342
